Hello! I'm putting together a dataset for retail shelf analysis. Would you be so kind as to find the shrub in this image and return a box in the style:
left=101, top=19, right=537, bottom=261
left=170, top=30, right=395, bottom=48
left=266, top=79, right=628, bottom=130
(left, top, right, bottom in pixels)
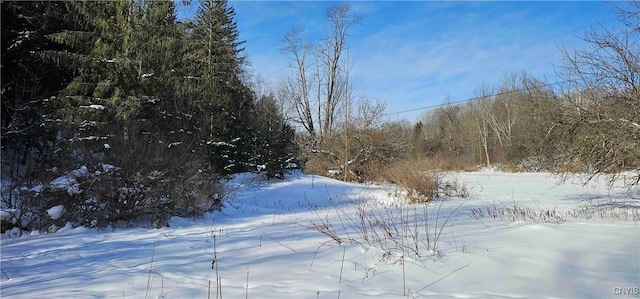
left=384, top=157, right=468, bottom=203
left=2, top=159, right=223, bottom=233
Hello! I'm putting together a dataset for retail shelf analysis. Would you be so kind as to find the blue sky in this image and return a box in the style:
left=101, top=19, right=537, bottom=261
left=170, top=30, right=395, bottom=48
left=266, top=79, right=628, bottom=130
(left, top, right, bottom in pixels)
left=177, top=1, right=620, bottom=122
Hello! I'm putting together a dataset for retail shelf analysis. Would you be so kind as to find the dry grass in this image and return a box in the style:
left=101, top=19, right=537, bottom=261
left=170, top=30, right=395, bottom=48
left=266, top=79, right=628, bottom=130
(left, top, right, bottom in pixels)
left=470, top=204, right=567, bottom=224
left=501, top=163, right=527, bottom=173
left=384, top=157, right=469, bottom=203
left=303, top=157, right=338, bottom=178
left=384, top=158, right=440, bottom=203
left=304, top=193, right=469, bottom=262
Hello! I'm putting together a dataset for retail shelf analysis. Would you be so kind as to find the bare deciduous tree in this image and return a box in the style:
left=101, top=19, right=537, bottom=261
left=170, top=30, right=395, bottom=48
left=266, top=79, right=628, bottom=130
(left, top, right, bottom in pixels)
left=319, top=5, right=361, bottom=137
left=470, top=83, right=494, bottom=168
left=279, top=4, right=360, bottom=143
left=546, top=1, right=640, bottom=186
left=280, top=27, right=315, bottom=138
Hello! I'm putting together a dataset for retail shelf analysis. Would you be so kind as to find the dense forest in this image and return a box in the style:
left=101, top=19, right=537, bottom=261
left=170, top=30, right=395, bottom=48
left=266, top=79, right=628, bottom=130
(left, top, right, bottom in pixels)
left=1, top=1, right=638, bottom=232
left=1, top=0, right=295, bottom=231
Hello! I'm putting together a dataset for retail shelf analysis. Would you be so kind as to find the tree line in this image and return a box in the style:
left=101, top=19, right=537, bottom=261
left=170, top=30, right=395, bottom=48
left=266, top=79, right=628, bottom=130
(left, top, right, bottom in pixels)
left=416, top=1, right=639, bottom=186
left=1, top=0, right=295, bottom=231
left=278, top=3, right=639, bottom=188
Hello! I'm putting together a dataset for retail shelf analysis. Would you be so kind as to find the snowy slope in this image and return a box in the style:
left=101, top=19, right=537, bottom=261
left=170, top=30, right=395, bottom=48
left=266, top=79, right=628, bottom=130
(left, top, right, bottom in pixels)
left=1, top=170, right=638, bottom=298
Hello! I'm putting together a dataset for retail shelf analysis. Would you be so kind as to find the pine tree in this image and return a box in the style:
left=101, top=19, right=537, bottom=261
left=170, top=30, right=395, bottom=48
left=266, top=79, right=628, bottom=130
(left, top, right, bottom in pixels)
left=1, top=1, right=75, bottom=179
left=2, top=0, right=296, bottom=230
left=36, top=0, right=221, bottom=226
left=44, top=0, right=189, bottom=165
left=189, top=0, right=255, bottom=175
left=252, top=94, right=296, bottom=179
left=42, top=1, right=142, bottom=159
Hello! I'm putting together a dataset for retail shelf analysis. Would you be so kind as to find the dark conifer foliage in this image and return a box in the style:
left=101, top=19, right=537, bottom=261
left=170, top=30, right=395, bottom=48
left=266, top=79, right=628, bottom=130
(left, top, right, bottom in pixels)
left=252, top=94, right=296, bottom=179
left=189, top=0, right=256, bottom=175
left=1, top=0, right=296, bottom=231
left=1, top=1, right=75, bottom=179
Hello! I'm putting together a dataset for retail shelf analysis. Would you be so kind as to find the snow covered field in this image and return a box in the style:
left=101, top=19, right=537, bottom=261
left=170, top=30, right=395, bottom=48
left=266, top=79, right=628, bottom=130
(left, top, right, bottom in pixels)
left=1, top=170, right=639, bottom=298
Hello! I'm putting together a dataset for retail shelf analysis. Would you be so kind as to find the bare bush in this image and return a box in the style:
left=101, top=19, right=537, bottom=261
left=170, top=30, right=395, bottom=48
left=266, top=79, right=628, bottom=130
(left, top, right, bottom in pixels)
left=302, top=169, right=470, bottom=263
left=543, top=1, right=640, bottom=187
left=2, top=140, right=223, bottom=233
left=304, top=189, right=468, bottom=262
left=385, top=159, right=441, bottom=203
left=384, top=157, right=469, bottom=204
left=303, top=120, right=412, bottom=182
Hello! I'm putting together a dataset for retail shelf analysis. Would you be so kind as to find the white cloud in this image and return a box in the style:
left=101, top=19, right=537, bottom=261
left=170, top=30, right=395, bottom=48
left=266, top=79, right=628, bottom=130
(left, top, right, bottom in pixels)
left=231, top=1, right=617, bottom=122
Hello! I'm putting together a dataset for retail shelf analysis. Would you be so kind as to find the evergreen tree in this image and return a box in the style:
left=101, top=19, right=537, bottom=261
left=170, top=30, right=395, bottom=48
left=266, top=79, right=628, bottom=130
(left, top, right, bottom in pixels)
left=44, top=0, right=188, bottom=167
left=37, top=0, right=220, bottom=226
left=189, top=0, right=255, bottom=175
left=252, top=94, right=296, bottom=179
left=1, top=1, right=75, bottom=179
left=43, top=1, right=142, bottom=161
left=2, top=0, right=297, bottom=231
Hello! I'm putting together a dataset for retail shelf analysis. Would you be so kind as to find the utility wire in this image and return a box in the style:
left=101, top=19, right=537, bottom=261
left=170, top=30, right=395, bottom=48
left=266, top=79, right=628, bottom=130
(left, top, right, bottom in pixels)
left=383, top=78, right=573, bottom=116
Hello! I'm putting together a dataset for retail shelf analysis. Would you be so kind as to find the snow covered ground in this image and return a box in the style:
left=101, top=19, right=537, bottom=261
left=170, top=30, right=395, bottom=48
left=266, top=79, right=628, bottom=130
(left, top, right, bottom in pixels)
left=1, top=170, right=639, bottom=298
